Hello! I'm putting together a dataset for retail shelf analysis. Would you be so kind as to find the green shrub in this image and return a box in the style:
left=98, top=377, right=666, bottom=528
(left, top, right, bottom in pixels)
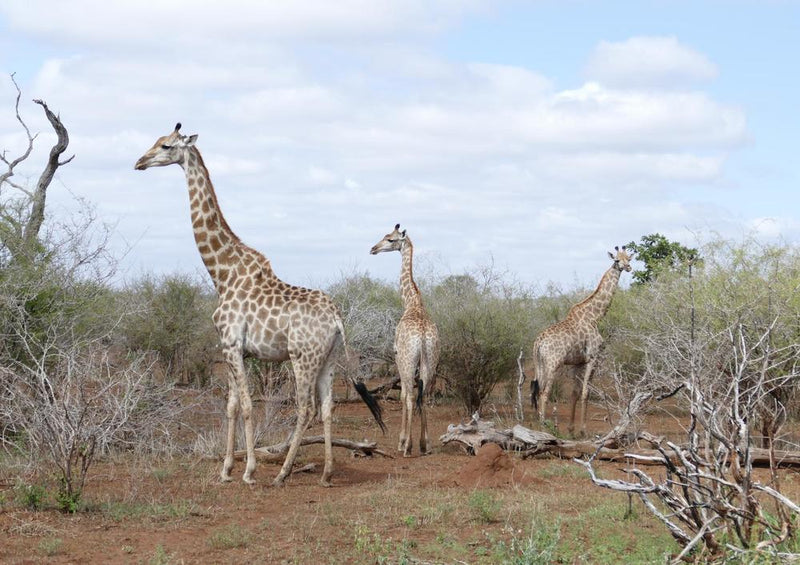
left=15, top=482, right=47, bottom=510
left=120, top=273, right=218, bottom=386
left=430, top=270, right=535, bottom=413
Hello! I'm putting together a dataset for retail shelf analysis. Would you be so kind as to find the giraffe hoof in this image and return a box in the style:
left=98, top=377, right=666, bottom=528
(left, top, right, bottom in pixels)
left=220, top=474, right=233, bottom=483
left=242, top=476, right=256, bottom=486
left=320, top=477, right=332, bottom=488
left=272, top=476, right=286, bottom=488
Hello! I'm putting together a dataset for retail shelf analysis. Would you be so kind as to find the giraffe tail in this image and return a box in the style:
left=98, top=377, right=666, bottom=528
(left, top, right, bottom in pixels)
left=530, top=378, right=539, bottom=412
left=352, top=380, right=386, bottom=433
left=335, top=316, right=386, bottom=433
left=414, top=379, right=424, bottom=414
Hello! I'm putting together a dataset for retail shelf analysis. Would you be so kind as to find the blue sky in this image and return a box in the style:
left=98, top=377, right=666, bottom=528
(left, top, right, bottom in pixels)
left=0, top=1, right=797, bottom=291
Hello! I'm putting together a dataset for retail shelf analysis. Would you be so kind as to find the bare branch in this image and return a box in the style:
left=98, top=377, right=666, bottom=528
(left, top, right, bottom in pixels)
left=0, top=73, right=37, bottom=189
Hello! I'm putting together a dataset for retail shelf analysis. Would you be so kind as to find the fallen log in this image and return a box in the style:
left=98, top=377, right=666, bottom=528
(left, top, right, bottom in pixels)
left=368, top=376, right=401, bottom=397
left=440, top=415, right=800, bottom=468
left=232, top=436, right=394, bottom=462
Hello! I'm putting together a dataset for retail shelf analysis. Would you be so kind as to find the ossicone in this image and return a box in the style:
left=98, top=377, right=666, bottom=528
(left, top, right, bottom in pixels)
left=395, top=223, right=400, bottom=230
left=174, top=122, right=182, bottom=132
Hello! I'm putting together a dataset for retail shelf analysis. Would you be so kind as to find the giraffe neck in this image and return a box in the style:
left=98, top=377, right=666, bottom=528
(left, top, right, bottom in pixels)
left=399, top=239, right=422, bottom=309
left=569, top=266, right=621, bottom=324
left=180, top=147, right=248, bottom=291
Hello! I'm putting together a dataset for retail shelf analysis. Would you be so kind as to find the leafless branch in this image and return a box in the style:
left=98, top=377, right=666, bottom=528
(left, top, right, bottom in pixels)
left=0, top=74, right=39, bottom=191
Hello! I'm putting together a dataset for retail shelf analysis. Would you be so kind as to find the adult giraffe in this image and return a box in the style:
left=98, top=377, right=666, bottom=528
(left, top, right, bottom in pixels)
left=370, top=224, right=439, bottom=456
left=135, top=124, right=384, bottom=486
left=525, top=246, right=632, bottom=436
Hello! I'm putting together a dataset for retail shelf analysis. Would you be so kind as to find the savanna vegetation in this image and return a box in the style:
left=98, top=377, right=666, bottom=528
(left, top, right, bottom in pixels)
left=2, top=83, right=800, bottom=564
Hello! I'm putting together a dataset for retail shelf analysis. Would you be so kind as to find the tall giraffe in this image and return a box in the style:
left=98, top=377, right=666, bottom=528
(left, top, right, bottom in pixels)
left=135, top=124, right=384, bottom=486
left=370, top=224, right=439, bottom=456
left=526, top=246, right=632, bottom=436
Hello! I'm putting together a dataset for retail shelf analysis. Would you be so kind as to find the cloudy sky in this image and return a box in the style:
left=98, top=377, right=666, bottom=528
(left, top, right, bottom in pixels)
left=0, top=1, right=797, bottom=291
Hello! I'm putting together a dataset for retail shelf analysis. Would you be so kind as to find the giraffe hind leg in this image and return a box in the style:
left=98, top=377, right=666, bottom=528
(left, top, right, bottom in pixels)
left=317, top=346, right=337, bottom=487
left=274, top=351, right=322, bottom=487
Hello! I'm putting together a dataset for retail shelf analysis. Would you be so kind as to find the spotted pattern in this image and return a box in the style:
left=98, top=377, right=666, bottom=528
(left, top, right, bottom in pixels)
left=526, top=247, right=632, bottom=436
left=371, top=225, right=439, bottom=456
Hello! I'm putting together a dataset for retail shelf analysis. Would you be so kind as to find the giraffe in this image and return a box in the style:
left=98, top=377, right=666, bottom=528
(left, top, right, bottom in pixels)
left=134, top=124, right=384, bottom=486
left=370, top=224, right=440, bottom=456
left=526, top=246, right=632, bottom=436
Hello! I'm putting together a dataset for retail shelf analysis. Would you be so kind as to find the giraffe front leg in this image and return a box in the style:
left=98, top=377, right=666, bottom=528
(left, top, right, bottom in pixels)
left=221, top=372, right=239, bottom=483
left=223, top=349, right=257, bottom=485
left=568, top=380, right=579, bottom=437
left=274, top=399, right=312, bottom=487
left=578, top=358, right=596, bottom=439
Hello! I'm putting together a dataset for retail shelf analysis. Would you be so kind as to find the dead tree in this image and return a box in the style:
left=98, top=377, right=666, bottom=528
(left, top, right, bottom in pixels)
left=1, top=73, right=74, bottom=261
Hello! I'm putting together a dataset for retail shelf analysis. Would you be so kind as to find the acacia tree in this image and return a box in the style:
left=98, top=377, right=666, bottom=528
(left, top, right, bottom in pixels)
left=626, top=233, right=699, bottom=286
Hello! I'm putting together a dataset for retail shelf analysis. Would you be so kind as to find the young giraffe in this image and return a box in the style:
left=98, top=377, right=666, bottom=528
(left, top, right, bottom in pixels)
left=370, top=224, right=440, bottom=456
left=527, top=246, right=632, bottom=436
left=135, top=124, right=384, bottom=486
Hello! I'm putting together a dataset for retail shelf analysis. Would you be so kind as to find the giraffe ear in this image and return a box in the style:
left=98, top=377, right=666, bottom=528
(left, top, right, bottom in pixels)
left=608, top=251, right=615, bottom=260
left=186, top=134, right=198, bottom=146
left=401, top=229, right=407, bottom=238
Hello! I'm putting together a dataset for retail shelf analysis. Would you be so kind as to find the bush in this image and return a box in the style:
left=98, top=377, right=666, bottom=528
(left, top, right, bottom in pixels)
left=328, top=271, right=402, bottom=379
left=0, top=199, right=187, bottom=508
left=430, top=266, right=535, bottom=414
left=120, top=273, right=218, bottom=386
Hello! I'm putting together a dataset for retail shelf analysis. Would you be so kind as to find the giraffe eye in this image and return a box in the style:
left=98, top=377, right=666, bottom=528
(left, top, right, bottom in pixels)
left=161, top=144, right=172, bottom=150
left=387, top=238, right=396, bottom=243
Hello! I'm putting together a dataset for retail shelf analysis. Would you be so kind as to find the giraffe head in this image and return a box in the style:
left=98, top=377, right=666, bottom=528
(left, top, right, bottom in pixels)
left=370, top=224, right=407, bottom=255
left=134, top=123, right=198, bottom=170
left=608, top=246, right=633, bottom=272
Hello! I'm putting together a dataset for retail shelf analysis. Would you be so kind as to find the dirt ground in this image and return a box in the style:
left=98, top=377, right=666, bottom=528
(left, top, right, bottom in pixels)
left=2, top=391, right=799, bottom=565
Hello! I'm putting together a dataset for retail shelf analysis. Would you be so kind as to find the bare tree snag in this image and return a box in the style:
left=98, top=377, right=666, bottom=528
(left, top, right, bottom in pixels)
left=1, top=74, right=74, bottom=261
left=22, top=98, right=74, bottom=248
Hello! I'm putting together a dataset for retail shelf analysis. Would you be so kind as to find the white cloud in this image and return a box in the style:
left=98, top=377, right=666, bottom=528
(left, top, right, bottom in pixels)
left=0, top=10, right=759, bottom=287
left=0, top=1, right=487, bottom=46
left=585, top=36, right=718, bottom=88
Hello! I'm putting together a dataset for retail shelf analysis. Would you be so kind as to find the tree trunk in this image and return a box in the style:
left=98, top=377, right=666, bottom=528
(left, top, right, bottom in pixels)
left=22, top=99, right=73, bottom=250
